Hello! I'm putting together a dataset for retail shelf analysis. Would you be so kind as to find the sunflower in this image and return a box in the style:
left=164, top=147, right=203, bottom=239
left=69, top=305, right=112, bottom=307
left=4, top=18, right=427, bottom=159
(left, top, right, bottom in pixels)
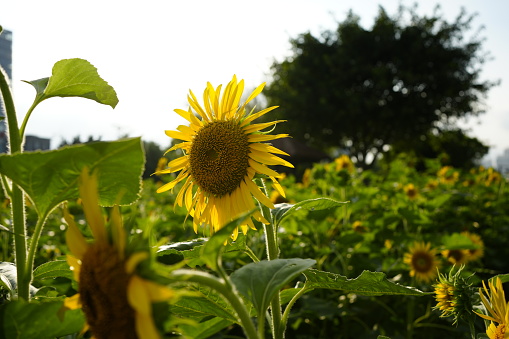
left=433, top=266, right=475, bottom=324
left=462, top=231, right=484, bottom=262
left=403, top=241, right=440, bottom=283
left=64, top=169, right=174, bottom=339
left=403, top=183, right=418, bottom=200
left=442, top=248, right=470, bottom=265
left=475, top=277, right=509, bottom=339
left=334, top=155, right=354, bottom=172
left=438, top=166, right=459, bottom=185
left=156, top=75, right=293, bottom=239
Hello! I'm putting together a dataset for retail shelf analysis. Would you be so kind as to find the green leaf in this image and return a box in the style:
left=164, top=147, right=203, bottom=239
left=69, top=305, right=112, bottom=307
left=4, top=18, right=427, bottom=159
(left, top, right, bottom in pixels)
left=442, top=233, right=478, bottom=250
left=24, top=58, right=118, bottom=108
left=33, top=261, right=73, bottom=282
left=200, top=211, right=253, bottom=271
left=489, top=274, right=509, bottom=284
left=303, top=269, right=431, bottom=296
left=177, top=317, right=233, bottom=339
left=0, top=262, right=38, bottom=298
left=0, top=138, right=144, bottom=217
left=170, top=286, right=238, bottom=324
left=230, top=258, right=316, bottom=316
left=158, top=235, right=247, bottom=267
left=272, top=198, right=348, bottom=226
left=0, top=299, right=85, bottom=339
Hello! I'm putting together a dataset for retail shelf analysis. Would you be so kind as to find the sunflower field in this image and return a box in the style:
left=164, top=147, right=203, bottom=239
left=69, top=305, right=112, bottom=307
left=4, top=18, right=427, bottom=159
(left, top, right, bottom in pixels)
left=0, top=57, right=508, bottom=339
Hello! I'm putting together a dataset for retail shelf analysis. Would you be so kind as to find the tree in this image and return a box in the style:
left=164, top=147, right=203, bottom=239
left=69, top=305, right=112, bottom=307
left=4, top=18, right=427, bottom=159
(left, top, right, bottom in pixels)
left=264, top=5, right=497, bottom=168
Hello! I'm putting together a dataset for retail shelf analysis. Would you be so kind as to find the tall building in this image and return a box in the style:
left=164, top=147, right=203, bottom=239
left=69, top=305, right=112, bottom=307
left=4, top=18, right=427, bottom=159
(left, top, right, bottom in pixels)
left=0, top=28, right=12, bottom=153
left=496, top=149, right=509, bottom=175
left=0, top=28, right=12, bottom=80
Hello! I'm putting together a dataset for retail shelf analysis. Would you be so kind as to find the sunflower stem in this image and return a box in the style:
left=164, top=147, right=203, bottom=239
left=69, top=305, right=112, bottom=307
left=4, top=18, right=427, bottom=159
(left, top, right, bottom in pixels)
left=256, top=178, right=283, bottom=339
left=171, top=269, right=259, bottom=339
left=0, top=66, right=29, bottom=301
left=467, top=315, right=476, bottom=339
left=24, top=212, right=50, bottom=297
left=281, top=283, right=309, bottom=334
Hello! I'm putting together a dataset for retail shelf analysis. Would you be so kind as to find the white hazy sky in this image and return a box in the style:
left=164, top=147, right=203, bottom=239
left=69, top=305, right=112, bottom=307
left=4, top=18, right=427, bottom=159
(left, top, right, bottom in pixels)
left=1, top=1, right=508, bottom=164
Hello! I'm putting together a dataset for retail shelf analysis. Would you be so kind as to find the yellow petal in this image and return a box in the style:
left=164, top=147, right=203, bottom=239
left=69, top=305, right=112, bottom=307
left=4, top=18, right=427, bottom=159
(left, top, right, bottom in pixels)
left=244, top=82, right=265, bottom=105
left=250, top=142, right=289, bottom=156
left=165, top=156, right=189, bottom=173
left=188, top=90, right=210, bottom=122
left=247, top=133, right=289, bottom=143
left=63, top=293, right=82, bottom=310
left=125, top=252, right=149, bottom=274
left=243, top=120, right=285, bottom=134
left=249, top=149, right=294, bottom=168
left=245, top=179, right=274, bottom=209
left=241, top=106, right=278, bottom=126
left=135, top=311, right=161, bottom=339
left=110, top=206, right=125, bottom=260
left=66, top=255, right=82, bottom=282
left=248, top=159, right=282, bottom=178
left=79, top=169, right=107, bottom=244
left=128, top=276, right=152, bottom=316
left=165, top=130, right=192, bottom=142
left=64, top=209, right=88, bottom=260
left=270, top=176, right=286, bottom=198
left=140, top=278, right=174, bottom=302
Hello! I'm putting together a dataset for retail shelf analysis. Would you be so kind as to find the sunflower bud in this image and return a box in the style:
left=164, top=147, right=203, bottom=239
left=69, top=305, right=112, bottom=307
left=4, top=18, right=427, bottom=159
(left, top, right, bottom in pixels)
left=433, top=265, right=475, bottom=325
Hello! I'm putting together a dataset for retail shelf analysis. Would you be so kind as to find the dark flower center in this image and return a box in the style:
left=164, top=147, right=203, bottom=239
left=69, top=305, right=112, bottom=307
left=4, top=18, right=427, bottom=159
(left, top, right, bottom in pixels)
left=189, top=120, right=250, bottom=197
left=79, top=243, right=137, bottom=339
left=412, top=251, right=434, bottom=273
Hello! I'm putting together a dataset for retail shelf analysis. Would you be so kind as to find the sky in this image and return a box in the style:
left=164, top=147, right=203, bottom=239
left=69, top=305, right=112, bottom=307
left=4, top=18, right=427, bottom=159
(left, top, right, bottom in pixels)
left=1, top=0, right=508, bottom=165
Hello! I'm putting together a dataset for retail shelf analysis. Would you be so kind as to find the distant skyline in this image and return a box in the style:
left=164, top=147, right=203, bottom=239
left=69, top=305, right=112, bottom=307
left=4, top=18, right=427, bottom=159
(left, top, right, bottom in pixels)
left=1, top=1, right=508, bottom=166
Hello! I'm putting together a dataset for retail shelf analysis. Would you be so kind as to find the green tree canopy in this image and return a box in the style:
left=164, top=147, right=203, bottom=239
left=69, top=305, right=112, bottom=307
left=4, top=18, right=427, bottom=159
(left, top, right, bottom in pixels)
left=264, top=5, right=497, bottom=168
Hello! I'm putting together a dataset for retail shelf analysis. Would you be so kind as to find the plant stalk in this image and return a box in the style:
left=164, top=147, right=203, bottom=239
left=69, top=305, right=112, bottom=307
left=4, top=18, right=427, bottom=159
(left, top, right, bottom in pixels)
left=256, top=178, right=283, bottom=339
left=0, top=66, right=29, bottom=300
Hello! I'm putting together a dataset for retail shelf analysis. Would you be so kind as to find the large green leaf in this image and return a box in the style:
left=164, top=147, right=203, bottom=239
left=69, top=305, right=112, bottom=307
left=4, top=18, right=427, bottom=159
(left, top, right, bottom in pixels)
left=0, top=138, right=144, bottom=216
left=177, top=317, right=233, bottom=339
left=24, top=58, right=118, bottom=108
left=271, top=198, right=348, bottom=226
left=33, top=261, right=73, bottom=282
left=0, top=299, right=85, bottom=339
left=230, top=258, right=316, bottom=316
left=170, top=286, right=238, bottom=324
left=303, top=269, right=431, bottom=296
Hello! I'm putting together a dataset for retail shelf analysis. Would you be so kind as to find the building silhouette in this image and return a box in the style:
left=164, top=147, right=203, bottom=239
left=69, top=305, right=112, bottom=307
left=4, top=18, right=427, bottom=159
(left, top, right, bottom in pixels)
left=496, top=149, right=509, bottom=175
left=0, top=28, right=50, bottom=153
left=0, top=28, right=12, bottom=153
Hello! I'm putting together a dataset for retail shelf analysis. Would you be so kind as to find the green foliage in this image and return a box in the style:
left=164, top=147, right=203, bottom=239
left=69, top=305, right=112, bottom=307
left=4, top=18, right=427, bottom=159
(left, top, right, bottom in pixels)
left=1, top=54, right=505, bottom=339
left=0, top=138, right=144, bottom=217
left=271, top=197, right=348, bottom=227
left=231, top=258, right=316, bottom=316
left=264, top=6, right=496, bottom=167
left=303, top=269, right=431, bottom=296
left=0, top=299, right=85, bottom=339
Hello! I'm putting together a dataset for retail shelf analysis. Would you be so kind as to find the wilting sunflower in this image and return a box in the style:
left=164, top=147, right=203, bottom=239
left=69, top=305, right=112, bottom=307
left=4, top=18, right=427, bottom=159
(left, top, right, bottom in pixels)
left=156, top=75, right=293, bottom=239
left=404, top=241, right=440, bottom=283
left=64, top=169, right=174, bottom=339
left=475, top=277, right=509, bottom=339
